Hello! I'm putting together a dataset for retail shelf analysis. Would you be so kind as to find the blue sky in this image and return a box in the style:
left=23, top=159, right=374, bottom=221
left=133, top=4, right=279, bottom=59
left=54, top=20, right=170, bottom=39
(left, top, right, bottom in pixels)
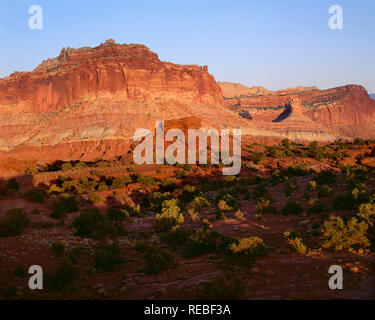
left=0, top=0, right=374, bottom=92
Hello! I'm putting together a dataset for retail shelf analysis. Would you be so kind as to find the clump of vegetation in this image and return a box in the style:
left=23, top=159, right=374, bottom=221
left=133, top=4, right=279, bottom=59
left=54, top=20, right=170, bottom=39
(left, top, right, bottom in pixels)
left=321, top=216, right=370, bottom=251
left=50, top=194, right=79, bottom=219
left=110, top=176, right=132, bottom=189
left=282, top=200, right=303, bottom=216
left=0, top=208, right=28, bottom=237
left=6, top=178, right=19, bottom=191
left=23, top=189, right=47, bottom=203
left=143, top=245, right=176, bottom=275
left=315, top=170, right=337, bottom=185
left=50, top=242, right=65, bottom=257
left=61, top=163, right=73, bottom=172
left=94, top=243, right=124, bottom=271
left=284, top=231, right=307, bottom=254
left=190, top=196, right=210, bottom=213
left=13, top=263, right=26, bottom=278
left=72, top=208, right=121, bottom=239
left=183, top=229, right=225, bottom=258
left=45, top=259, right=79, bottom=292
left=234, top=209, right=244, bottom=219
left=229, top=237, right=267, bottom=260
left=155, top=199, right=184, bottom=231
left=204, top=273, right=246, bottom=300
left=357, top=202, right=375, bottom=230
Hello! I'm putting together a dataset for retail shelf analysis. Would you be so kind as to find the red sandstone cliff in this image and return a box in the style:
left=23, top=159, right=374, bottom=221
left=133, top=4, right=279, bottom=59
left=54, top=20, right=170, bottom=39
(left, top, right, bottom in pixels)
left=224, top=84, right=375, bottom=139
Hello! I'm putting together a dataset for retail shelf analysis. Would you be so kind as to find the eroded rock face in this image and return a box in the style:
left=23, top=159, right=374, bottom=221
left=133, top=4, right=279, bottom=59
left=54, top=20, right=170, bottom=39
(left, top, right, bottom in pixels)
left=225, top=84, right=375, bottom=139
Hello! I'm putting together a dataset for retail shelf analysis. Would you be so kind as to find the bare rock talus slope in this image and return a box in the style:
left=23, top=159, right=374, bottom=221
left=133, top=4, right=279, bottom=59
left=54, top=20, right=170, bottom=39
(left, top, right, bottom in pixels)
left=224, top=83, right=375, bottom=139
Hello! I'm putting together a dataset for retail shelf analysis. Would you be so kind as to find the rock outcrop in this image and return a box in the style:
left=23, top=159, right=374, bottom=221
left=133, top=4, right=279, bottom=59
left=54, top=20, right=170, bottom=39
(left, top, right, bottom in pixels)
left=225, top=84, right=375, bottom=139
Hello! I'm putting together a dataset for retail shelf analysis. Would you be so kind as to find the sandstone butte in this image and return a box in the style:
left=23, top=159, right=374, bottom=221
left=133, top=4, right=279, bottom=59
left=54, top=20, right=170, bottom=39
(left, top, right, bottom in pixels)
left=0, top=39, right=375, bottom=175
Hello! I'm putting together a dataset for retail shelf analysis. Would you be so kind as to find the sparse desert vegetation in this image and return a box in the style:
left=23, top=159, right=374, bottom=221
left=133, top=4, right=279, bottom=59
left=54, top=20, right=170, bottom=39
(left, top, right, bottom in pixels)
left=0, top=138, right=375, bottom=300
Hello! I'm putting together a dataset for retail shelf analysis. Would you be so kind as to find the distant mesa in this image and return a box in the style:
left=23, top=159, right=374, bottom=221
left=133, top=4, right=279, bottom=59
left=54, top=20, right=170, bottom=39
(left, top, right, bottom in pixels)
left=370, top=94, right=375, bottom=100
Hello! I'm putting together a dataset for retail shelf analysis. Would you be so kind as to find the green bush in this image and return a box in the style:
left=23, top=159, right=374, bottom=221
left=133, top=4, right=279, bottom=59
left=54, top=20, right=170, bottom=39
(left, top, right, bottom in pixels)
left=50, top=242, right=65, bottom=257
left=45, top=259, right=78, bottom=292
left=315, top=170, right=336, bottom=185
left=0, top=208, right=28, bottom=237
left=107, top=207, right=130, bottom=223
left=61, top=163, right=73, bottom=172
left=183, top=229, right=222, bottom=258
left=282, top=200, right=303, bottom=216
left=155, top=199, right=184, bottom=231
left=72, top=208, right=121, bottom=239
left=229, top=237, right=267, bottom=259
left=321, top=216, right=370, bottom=251
left=24, top=189, right=47, bottom=203
left=6, top=178, right=19, bottom=191
left=357, top=202, right=375, bottom=225
left=204, top=273, right=246, bottom=300
left=94, top=243, right=124, bottom=271
left=110, top=176, right=132, bottom=189
left=50, top=194, right=79, bottom=219
left=190, top=196, right=210, bottom=213
left=143, top=246, right=176, bottom=275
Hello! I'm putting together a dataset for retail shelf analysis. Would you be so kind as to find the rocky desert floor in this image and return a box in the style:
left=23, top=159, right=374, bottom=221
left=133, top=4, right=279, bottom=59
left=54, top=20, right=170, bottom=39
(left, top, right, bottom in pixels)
left=0, top=139, right=375, bottom=300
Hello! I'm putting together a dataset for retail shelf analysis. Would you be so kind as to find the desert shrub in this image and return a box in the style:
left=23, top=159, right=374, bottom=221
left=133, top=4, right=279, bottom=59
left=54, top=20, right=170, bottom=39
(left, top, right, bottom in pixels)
left=143, top=246, right=176, bottom=275
left=357, top=202, right=375, bottom=228
left=204, top=273, right=246, bottom=300
left=175, top=169, right=188, bottom=179
left=332, top=184, right=369, bottom=211
left=23, top=189, right=47, bottom=203
left=235, top=209, right=244, bottom=219
left=150, top=192, right=173, bottom=212
left=107, top=207, right=130, bottom=223
left=0, top=208, right=28, bottom=237
left=321, top=216, right=370, bottom=251
left=50, top=194, right=79, bottom=219
left=256, top=198, right=278, bottom=214
left=155, top=199, right=184, bottom=231
left=61, top=163, right=73, bottom=172
left=284, top=232, right=307, bottom=254
left=72, top=208, right=121, bottom=239
left=252, top=184, right=269, bottom=200
left=6, top=178, right=19, bottom=191
left=110, top=176, right=132, bottom=189
left=161, top=228, right=191, bottom=249
left=315, top=170, right=337, bottom=185
left=160, top=178, right=177, bottom=191
left=135, top=240, right=152, bottom=253
left=317, top=185, right=333, bottom=198
left=251, top=152, right=265, bottom=164
left=26, top=167, right=39, bottom=174
left=50, top=242, right=65, bottom=257
left=1, top=286, right=17, bottom=299
left=94, top=243, right=124, bottom=272
left=138, top=175, right=156, bottom=187
left=183, top=229, right=223, bottom=258
left=13, top=263, right=26, bottom=278
left=218, top=193, right=238, bottom=210
left=75, top=161, right=87, bottom=169
left=308, top=180, right=317, bottom=191
left=282, top=200, right=303, bottom=216
left=180, top=185, right=197, bottom=203
left=307, top=198, right=325, bottom=215
left=229, top=237, right=267, bottom=259
left=284, top=179, right=297, bottom=196
left=86, top=192, right=101, bottom=204
left=45, top=259, right=78, bottom=292
left=190, top=196, right=210, bottom=213
left=97, top=182, right=108, bottom=192
left=90, top=169, right=103, bottom=177
left=308, top=141, right=325, bottom=160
